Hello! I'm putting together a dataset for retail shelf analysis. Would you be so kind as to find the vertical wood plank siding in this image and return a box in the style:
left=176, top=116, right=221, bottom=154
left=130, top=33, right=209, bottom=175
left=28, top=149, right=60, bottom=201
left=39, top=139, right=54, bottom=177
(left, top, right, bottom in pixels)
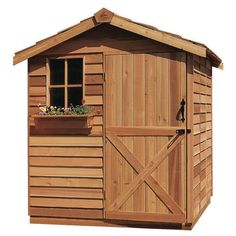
left=105, top=53, right=186, bottom=215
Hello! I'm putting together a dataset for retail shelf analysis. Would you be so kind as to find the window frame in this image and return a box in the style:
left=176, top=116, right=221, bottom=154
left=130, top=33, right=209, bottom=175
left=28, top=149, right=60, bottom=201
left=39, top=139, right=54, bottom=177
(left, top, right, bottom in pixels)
left=46, top=56, right=85, bottom=108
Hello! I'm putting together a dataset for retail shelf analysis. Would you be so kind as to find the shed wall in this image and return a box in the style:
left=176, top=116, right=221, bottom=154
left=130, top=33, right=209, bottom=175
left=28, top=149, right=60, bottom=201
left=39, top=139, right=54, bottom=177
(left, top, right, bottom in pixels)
left=28, top=53, right=104, bottom=219
left=191, top=55, right=213, bottom=223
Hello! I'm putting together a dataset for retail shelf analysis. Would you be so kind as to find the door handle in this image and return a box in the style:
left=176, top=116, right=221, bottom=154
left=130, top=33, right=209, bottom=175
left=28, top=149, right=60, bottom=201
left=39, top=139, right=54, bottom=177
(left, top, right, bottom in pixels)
left=176, top=99, right=185, bottom=122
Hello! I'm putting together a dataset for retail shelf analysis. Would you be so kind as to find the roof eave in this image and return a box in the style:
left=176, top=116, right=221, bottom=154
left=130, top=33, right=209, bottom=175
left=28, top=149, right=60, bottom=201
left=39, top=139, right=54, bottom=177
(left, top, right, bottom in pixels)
left=13, top=8, right=222, bottom=69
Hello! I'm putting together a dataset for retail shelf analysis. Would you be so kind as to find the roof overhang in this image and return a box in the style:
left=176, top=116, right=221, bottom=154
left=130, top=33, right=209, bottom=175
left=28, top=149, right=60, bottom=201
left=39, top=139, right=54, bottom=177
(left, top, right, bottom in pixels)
left=13, top=8, right=222, bottom=69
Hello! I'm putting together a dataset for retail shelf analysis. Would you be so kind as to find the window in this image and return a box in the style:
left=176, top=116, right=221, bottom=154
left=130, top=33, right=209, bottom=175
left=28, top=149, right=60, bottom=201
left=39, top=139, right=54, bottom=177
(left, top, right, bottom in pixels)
left=47, top=58, right=84, bottom=108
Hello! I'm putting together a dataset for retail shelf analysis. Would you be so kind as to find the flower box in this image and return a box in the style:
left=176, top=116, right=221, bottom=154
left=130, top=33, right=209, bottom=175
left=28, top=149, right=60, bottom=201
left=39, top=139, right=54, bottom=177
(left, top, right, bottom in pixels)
left=33, top=114, right=94, bottom=130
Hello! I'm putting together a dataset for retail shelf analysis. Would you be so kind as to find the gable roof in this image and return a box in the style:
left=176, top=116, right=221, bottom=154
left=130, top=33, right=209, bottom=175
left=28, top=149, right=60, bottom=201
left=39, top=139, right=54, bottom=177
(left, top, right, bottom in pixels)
left=13, top=8, right=222, bottom=69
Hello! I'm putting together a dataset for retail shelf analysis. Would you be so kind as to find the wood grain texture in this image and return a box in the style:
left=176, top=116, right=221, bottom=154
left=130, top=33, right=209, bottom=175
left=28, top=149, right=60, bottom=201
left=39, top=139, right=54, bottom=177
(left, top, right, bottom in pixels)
left=14, top=17, right=96, bottom=64
left=29, top=87, right=46, bottom=96
left=30, top=216, right=184, bottom=228
left=29, top=76, right=46, bottom=86
left=28, top=57, right=46, bottom=76
left=29, top=167, right=103, bottom=178
left=106, top=127, right=179, bottom=136
left=41, top=24, right=179, bottom=56
left=29, top=157, right=103, bottom=167
left=30, top=207, right=103, bottom=219
left=106, top=211, right=185, bottom=223
left=85, top=64, right=103, bottom=74
left=110, top=16, right=206, bottom=57
left=106, top=135, right=184, bottom=215
left=192, top=55, right=212, bottom=222
left=27, top=54, right=106, bottom=221
left=85, top=85, right=103, bottom=95
left=133, top=54, right=145, bottom=212
left=29, top=136, right=103, bottom=147
left=85, top=54, right=103, bottom=64
left=29, top=147, right=103, bottom=157
left=30, top=187, right=103, bottom=199
left=29, top=177, right=103, bottom=188
left=105, top=53, right=186, bottom=218
left=108, top=134, right=184, bottom=211
left=30, top=197, right=103, bottom=208
left=85, top=74, right=103, bottom=84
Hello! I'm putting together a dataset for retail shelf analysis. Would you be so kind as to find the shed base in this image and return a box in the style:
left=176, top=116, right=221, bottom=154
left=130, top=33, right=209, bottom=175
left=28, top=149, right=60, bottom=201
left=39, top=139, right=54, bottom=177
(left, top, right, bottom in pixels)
left=31, top=217, right=191, bottom=230
left=29, top=200, right=211, bottom=230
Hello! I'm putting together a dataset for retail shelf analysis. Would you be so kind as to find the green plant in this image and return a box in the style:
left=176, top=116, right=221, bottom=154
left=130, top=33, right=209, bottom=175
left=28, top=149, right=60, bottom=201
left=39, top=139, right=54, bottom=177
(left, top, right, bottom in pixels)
left=38, top=104, right=94, bottom=116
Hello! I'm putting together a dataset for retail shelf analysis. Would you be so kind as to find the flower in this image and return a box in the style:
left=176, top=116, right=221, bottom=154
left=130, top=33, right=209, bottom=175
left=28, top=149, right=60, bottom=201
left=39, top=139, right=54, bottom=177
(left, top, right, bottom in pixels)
left=39, top=106, right=47, bottom=112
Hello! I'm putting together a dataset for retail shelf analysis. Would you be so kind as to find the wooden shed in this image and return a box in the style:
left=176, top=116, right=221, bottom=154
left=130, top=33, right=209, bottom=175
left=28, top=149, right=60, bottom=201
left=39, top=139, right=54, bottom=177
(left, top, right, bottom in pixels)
left=13, top=8, right=222, bottom=229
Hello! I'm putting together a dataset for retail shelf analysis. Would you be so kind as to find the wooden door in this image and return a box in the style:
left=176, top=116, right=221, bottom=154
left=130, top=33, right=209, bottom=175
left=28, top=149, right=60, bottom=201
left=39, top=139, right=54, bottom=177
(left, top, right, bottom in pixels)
left=105, top=53, right=186, bottom=223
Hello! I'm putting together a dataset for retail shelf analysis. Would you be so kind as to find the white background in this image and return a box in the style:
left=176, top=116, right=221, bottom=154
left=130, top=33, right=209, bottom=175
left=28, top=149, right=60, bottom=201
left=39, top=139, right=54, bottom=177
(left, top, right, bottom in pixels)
left=0, top=0, right=234, bottom=234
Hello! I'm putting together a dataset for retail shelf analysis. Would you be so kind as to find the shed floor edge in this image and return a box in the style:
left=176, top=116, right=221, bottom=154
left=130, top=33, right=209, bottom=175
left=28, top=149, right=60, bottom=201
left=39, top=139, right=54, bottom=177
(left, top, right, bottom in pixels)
left=30, top=217, right=184, bottom=229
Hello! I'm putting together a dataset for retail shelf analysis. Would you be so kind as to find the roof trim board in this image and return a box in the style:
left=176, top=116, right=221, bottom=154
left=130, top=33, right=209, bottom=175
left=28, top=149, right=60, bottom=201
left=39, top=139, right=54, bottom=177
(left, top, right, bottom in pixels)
left=13, top=17, right=97, bottom=65
left=110, top=15, right=206, bottom=58
left=13, top=8, right=222, bottom=68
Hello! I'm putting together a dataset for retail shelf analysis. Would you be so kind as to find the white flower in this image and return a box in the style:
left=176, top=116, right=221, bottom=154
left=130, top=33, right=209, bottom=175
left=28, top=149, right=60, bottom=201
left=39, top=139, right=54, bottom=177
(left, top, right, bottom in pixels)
left=39, top=106, right=46, bottom=112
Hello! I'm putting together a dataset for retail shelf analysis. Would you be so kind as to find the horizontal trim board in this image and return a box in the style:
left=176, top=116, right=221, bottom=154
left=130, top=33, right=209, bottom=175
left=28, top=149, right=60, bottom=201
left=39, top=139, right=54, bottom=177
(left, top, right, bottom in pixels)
left=85, top=64, right=103, bottom=74
left=94, top=116, right=103, bottom=125
left=29, top=177, right=103, bottom=188
left=194, top=104, right=211, bottom=114
left=29, top=87, right=46, bottom=96
left=193, top=94, right=211, bottom=104
left=29, top=76, right=46, bottom=86
left=193, top=114, right=212, bottom=124
left=85, top=85, right=103, bottom=95
left=30, top=197, right=103, bottom=209
left=29, top=136, right=103, bottom=147
left=29, top=126, right=103, bottom=136
left=30, top=207, right=103, bottom=219
left=30, top=217, right=183, bottom=228
left=85, top=54, right=103, bottom=64
left=29, top=167, right=103, bottom=178
left=85, top=96, right=103, bottom=105
left=29, top=147, right=103, bottom=157
left=106, top=126, right=180, bottom=136
left=30, top=187, right=103, bottom=199
left=29, top=157, right=103, bottom=167
left=85, top=74, right=103, bottom=85
left=106, top=211, right=185, bottom=223
left=194, top=69, right=212, bottom=80
left=193, top=83, right=212, bottom=95
left=29, top=96, right=46, bottom=106
left=193, top=123, right=211, bottom=135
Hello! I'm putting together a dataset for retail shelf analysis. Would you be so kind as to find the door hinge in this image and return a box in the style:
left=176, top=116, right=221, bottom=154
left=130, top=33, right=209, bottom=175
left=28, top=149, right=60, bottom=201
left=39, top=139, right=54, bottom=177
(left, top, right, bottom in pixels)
left=103, top=72, right=106, bottom=81
left=103, top=189, right=106, bottom=200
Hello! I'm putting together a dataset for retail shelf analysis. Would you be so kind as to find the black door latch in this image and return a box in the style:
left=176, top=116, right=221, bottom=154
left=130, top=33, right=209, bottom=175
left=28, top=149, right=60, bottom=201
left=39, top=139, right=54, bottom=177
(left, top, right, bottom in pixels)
left=176, top=99, right=185, bottom=122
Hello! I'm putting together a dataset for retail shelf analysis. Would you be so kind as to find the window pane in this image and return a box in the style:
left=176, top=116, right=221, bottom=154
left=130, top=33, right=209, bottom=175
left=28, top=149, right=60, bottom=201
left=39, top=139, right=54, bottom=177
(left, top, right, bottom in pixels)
left=68, top=87, right=83, bottom=106
left=50, top=88, right=64, bottom=107
left=68, top=58, right=83, bottom=84
left=50, top=59, right=65, bottom=85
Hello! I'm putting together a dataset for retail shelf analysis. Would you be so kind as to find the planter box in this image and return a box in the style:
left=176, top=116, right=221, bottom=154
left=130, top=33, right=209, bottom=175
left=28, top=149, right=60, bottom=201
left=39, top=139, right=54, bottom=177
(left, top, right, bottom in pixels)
left=33, top=115, right=94, bottom=134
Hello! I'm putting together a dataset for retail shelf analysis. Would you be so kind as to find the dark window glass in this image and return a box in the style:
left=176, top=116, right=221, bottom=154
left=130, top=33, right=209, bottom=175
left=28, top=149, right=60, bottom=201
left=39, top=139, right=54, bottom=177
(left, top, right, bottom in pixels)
left=68, top=87, right=83, bottom=106
left=50, top=88, right=64, bottom=107
left=68, top=58, right=83, bottom=84
left=50, top=59, right=65, bottom=85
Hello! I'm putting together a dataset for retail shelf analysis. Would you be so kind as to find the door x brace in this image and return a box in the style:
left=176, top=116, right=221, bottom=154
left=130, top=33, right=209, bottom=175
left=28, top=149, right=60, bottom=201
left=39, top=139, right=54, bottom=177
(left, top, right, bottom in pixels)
left=106, top=133, right=185, bottom=215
